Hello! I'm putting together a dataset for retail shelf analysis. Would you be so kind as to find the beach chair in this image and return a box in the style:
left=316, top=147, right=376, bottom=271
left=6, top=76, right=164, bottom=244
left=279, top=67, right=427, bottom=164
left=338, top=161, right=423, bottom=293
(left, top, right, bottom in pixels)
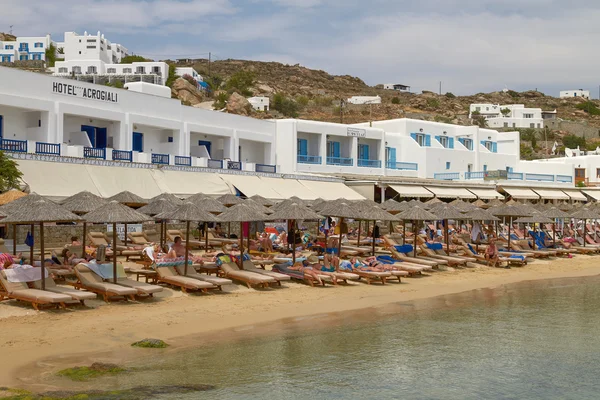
left=174, top=264, right=232, bottom=291
left=144, top=229, right=160, bottom=243
left=32, top=277, right=97, bottom=304
left=0, top=271, right=73, bottom=310
left=510, top=241, right=553, bottom=258
left=375, top=255, right=432, bottom=275
left=272, top=263, right=332, bottom=287
left=155, top=264, right=215, bottom=293
left=73, top=264, right=137, bottom=302
left=529, top=231, right=574, bottom=256
left=420, top=242, right=476, bottom=265
left=112, top=264, right=163, bottom=297
left=128, top=231, right=152, bottom=246
left=241, top=259, right=292, bottom=282
left=559, top=239, right=598, bottom=254
left=348, top=267, right=392, bottom=285
left=218, top=257, right=278, bottom=288
left=460, top=244, right=527, bottom=267
left=383, top=236, right=446, bottom=268
left=88, top=232, right=142, bottom=260
left=205, top=230, right=239, bottom=245
left=166, top=229, right=208, bottom=249
left=417, top=244, right=467, bottom=267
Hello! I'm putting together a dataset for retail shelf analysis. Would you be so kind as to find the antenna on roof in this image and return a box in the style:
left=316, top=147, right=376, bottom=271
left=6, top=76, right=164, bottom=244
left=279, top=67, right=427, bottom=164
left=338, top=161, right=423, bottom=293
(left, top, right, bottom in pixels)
left=9, top=25, right=13, bottom=35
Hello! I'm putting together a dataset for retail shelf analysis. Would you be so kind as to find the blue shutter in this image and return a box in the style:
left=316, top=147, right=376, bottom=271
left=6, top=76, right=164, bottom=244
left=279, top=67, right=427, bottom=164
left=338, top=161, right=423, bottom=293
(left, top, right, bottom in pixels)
left=480, top=140, right=486, bottom=148
left=458, top=138, right=465, bottom=146
left=483, top=164, right=488, bottom=172
left=387, top=147, right=396, bottom=163
left=425, top=135, right=431, bottom=147
left=434, top=135, right=440, bottom=144
left=297, top=139, right=308, bottom=156
left=359, top=144, right=369, bottom=160
left=449, top=138, right=454, bottom=149
left=132, top=132, right=144, bottom=152
left=492, top=142, right=498, bottom=153
left=333, top=141, right=340, bottom=158
left=410, top=133, right=417, bottom=141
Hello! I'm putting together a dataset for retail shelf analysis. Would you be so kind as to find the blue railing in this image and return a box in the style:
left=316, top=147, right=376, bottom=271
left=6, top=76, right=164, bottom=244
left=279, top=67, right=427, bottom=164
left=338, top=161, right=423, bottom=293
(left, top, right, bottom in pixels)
left=255, top=164, right=277, bottom=173
left=175, top=155, right=192, bottom=166
left=207, top=159, right=223, bottom=169
left=556, top=175, right=573, bottom=183
left=152, top=153, right=170, bottom=165
left=326, top=157, right=353, bottom=166
left=227, top=161, right=242, bottom=170
left=465, top=171, right=485, bottom=180
left=35, top=142, right=60, bottom=155
left=0, top=138, right=28, bottom=153
left=386, top=161, right=418, bottom=171
left=84, top=147, right=106, bottom=159
left=297, top=155, right=322, bottom=164
left=508, top=172, right=523, bottom=180
left=526, top=173, right=554, bottom=182
left=434, top=172, right=460, bottom=180
left=112, top=149, right=132, bottom=162
left=358, top=159, right=382, bottom=168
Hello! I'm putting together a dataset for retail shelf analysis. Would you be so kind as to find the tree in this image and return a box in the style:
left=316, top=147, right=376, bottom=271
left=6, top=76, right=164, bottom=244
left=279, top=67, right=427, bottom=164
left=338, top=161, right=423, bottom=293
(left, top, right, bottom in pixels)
left=272, top=93, right=300, bottom=117
left=120, top=55, right=151, bottom=64
left=204, top=75, right=223, bottom=95
left=519, top=128, right=536, bottom=142
left=225, top=70, right=256, bottom=97
left=576, top=101, right=600, bottom=116
left=444, top=92, right=456, bottom=99
left=212, top=92, right=228, bottom=109
left=165, top=64, right=177, bottom=88
left=562, top=135, right=586, bottom=149
left=471, top=111, right=488, bottom=128
left=500, top=107, right=511, bottom=116
left=0, top=151, right=23, bottom=192
left=44, top=43, right=57, bottom=67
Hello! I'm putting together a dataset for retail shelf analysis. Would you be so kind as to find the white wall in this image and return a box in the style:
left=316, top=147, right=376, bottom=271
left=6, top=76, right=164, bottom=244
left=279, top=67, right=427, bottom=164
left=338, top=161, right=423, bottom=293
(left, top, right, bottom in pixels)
left=560, top=90, right=590, bottom=99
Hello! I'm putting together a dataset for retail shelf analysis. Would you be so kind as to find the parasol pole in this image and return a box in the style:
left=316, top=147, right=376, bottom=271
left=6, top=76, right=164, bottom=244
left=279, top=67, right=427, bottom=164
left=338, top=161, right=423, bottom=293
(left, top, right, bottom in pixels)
left=445, top=218, right=449, bottom=256
left=205, top=220, right=209, bottom=251
left=507, top=216, right=511, bottom=250
left=12, top=224, right=16, bottom=256
left=40, top=222, right=45, bottom=290
left=184, top=220, right=190, bottom=276
left=292, top=220, right=296, bottom=265
left=583, top=218, right=587, bottom=247
left=403, top=221, right=406, bottom=245
left=82, top=222, right=87, bottom=258
left=413, top=219, right=417, bottom=257
left=337, top=217, right=343, bottom=259
left=160, top=220, right=164, bottom=250
left=113, top=223, right=118, bottom=284
left=371, top=220, right=376, bottom=256
left=124, top=223, right=128, bottom=246
left=532, top=222, right=536, bottom=250
left=356, top=220, right=361, bottom=246
left=29, top=224, right=34, bottom=267
left=239, top=221, right=244, bottom=268
left=553, top=219, right=556, bottom=248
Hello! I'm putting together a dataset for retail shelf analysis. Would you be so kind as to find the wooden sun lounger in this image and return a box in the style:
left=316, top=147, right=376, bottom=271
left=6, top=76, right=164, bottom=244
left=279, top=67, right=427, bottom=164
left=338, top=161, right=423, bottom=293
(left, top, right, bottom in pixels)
left=0, top=271, right=74, bottom=310
left=128, top=231, right=152, bottom=246
left=272, top=264, right=332, bottom=287
left=166, top=229, right=209, bottom=249
left=351, top=268, right=391, bottom=285
left=174, top=264, right=232, bottom=290
left=32, top=278, right=97, bottom=304
left=73, top=264, right=138, bottom=302
left=418, top=246, right=466, bottom=267
left=509, top=243, right=552, bottom=258
left=155, top=265, right=215, bottom=293
left=460, top=245, right=528, bottom=267
left=241, top=260, right=291, bottom=282
left=383, top=236, right=445, bottom=268
left=87, top=232, right=143, bottom=260
left=221, top=262, right=278, bottom=288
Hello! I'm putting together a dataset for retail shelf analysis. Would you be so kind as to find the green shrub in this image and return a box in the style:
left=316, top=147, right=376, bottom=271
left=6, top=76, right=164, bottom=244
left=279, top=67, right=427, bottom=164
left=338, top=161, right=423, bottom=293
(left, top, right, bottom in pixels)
left=44, top=43, right=57, bottom=67
left=204, top=75, right=223, bottom=94
left=391, top=97, right=400, bottom=104
left=519, top=128, right=536, bottom=142
left=131, top=338, right=169, bottom=348
left=212, top=92, right=228, bottom=109
left=165, top=64, right=177, bottom=88
left=426, top=98, right=440, bottom=109
left=444, top=92, right=455, bottom=98
left=562, top=135, right=586, bottom=149
left=500, top=107, right=511, bottom=116
left=507, top=90, right=519, bottom=99
left=272, top=93, right=300, bottom=117
left=120, top=55, right=151, bottom=63
left=296, top=95, right=310, bottom=106
left=576, top=101, right=600, bottom=116
left=520, top=144, right=533, bottom=159
left=225, top=70, right=255, bottom=97
left=0, top=151, right=23, bottom=192
left=182, top=74, right=197, bottom=87
left=313, top=96, right=334, bottom=107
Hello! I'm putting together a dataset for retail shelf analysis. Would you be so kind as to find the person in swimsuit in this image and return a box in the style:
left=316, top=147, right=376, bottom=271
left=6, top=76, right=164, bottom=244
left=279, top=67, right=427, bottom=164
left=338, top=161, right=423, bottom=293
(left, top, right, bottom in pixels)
left=485, top=238, right=500, bottom=268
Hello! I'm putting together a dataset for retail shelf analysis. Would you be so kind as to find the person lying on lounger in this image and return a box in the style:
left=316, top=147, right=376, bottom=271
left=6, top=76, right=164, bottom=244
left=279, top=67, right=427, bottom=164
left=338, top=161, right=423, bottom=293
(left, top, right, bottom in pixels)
left=0, top=251, right=22, bottom=266
left=292, top=257, right=338, bottom=284
left=348, top=257, right=387, bottom=272
left=171, top=237, right=204, bottom=265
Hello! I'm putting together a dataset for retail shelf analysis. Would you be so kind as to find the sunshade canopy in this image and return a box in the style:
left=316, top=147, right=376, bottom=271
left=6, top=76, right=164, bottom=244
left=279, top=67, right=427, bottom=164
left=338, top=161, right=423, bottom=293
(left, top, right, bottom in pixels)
left=466, top=187, right=502, bottom=200
left=396, top=206, right=438, bottom=221
left=137, top=198, right=178, bottom=216
left=389, top=184, right=433, bottom=198
left=155, top=202, right=218, bottom=222
left=561, top=190, right=587, bottom=202
left=425, top=186, right=477, bottom=200
left=60, top=190, right=108, bottom=214
left=501, top=187, right=540, bottom=200
left=1, top=197, right=82, bottom=224
left=218, top=203, right=270, bottom=222
left=268, top=203, right=323, bottom=221
left=532, top=189, right=569, bottom=201
left=108, top=191, right=147, bottom=206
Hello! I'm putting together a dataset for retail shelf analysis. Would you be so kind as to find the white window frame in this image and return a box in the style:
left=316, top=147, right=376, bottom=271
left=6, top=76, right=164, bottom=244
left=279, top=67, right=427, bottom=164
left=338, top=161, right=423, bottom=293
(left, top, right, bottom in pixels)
left=485, top=141, right=493, bottom=151
left=463, top=138, right=473, bottom=150
left=417, top=134, right=426, bottom=146
left=123, top=68, right=132, bottom=74
left=438, top=136, right=449, bottom=148
left=107, top=68, right=116, bottom=74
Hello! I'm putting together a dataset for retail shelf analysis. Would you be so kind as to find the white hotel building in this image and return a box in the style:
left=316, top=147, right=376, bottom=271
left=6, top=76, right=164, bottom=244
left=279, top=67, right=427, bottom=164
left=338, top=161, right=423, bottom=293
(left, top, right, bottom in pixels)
left=469, top=104, right=544, bottom=129
left=0, top=34, right=54, bottom=62
left=0, top=66, right=586, bottom=203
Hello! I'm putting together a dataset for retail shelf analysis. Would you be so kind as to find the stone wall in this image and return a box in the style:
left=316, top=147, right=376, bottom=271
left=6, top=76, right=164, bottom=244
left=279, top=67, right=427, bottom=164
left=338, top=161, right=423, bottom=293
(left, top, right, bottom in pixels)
left=544, top=119, right=600, bottom=138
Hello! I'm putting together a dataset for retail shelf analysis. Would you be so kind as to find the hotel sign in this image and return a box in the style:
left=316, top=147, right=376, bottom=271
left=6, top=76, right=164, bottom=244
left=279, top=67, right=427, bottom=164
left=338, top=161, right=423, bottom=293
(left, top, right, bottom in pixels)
left=347, top=128, right=366, bottom=138
left=52, top=81, right=119, bottom=103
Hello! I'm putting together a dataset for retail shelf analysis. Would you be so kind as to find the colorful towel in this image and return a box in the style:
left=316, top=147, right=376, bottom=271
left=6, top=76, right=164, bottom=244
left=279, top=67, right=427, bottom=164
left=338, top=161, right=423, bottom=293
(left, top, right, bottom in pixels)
left=426, top=243, right=443, bottom=250
left=4, top=265, right=48, bottom=282
left=155, top=257, right=193, bottom=268
left=394, top=244, right=413, bottom=254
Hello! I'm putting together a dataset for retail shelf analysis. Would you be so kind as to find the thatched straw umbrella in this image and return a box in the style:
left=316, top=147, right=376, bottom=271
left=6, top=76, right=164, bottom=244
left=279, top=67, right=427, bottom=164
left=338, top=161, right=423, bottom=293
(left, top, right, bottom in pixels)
left=108, top=191, right=147, bottom=207
left=243, top=199, right=273, bottom=248
left=0, top=193, right=50, bottom=258
left=487, top=198, right=504, bottom=207
left=250, top=194, right=274, bottom=207
left=217, top=204, right=269, bottom=267
left=217, top=193, right=243, bottom=206
left=466, top=207, right=500, bottom=248
left=408, top=199, right=429, bottom=209
left=289, top=196, right=307, bottom=206
left=1, top=198, right=81, bottom=289
left=381, top=199, right=408, bottom=212
left=357, top=205, right=399, bottom=256
left=187, top=197, right=226, bottom=249
left=450, top=198, right=477, bottom=212
left=570, top=208, right=600, bottom=247
left=490, top=205, right=530, bottom=249
left=396, top=206, right=438, bottom=257
left=0, top=189, right=27, bottom=206
left=432, top=205, right=467, bottom=255
left=546, top=207, right=570, bottom=247
left=514, top=212, right=553, bottom=250
left=269, top=203, right=323, bottom=264
left=61, top=191, right=109, bottom=258
left=84, top=201, right=151, bottom=283
left=309, top=198, right=326, bottom=210
left=137, top=199, right=178, bottom=249
left=352, top=199, right=382, bottom=246
left=426, top=197, right=443, bottom=205
left=472, top=199, right=487, bottom=209
left=155, top=202, right=218, bottom=275
left=150, top=193, right=184, bottom=206
left=185, top=192, right=209, bottom=203
left=319, top=201, right=363, bottom=260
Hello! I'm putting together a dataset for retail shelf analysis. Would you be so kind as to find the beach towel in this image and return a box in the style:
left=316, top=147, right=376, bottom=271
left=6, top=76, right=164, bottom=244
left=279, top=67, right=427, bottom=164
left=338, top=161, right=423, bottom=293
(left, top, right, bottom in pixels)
left=471, top=222, right=482, bottom=242
left=155, top=257, right=193, bottom=268
left=339, top=260, right=353, bottom=271
left=216, top=254, right=234, bottom=266
left=467, top=243, right=477, bottom=254
left=394, top=244, right=413, bottom=254
left=85, top=261, right=127, bottom=279
left=143, top=246, right=155, bottom=262
left=508, top=255, right=526, bottom=261
left=4, top=265, right=48, bottom=282
left=425, top=243, right=444, bottom=250
left=377, top=255, right=397, bottom=265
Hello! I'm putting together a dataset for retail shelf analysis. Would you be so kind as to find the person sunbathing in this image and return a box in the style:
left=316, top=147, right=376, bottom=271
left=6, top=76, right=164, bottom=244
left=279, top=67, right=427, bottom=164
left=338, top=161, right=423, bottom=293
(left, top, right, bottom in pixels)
left=289, top=261, right=324, bottom=284
left=0, top=251, right=22, bottom=266
left=349, top=257, right=386, bottom=272
left=485, top=239, right=502, bottom=268
left=258, top=232, right=274, bottom=253
left=172, top=236, right=204, bottom=265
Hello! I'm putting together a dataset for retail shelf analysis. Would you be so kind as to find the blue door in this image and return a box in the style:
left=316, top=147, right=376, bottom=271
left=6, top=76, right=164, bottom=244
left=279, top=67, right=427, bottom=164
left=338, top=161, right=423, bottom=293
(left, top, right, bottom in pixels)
left=297, top=139, right=308, bottom=156
left=81, top=125, right=96, bottom=147
left=333, top=142, right=340, bottom=158
left=359, top=144, right=370, bottom=160
left=132, top=132, right=144, bottom=152
left=95, top=128, right=107, bottom=148
left=198, top=140, right=212, bottom=156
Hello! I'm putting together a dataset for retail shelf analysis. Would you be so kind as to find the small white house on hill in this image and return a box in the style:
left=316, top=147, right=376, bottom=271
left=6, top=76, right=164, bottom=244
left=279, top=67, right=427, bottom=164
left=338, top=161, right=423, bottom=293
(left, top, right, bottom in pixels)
left=560, top=89, right=590, bottom=99
left=248, top=96, right=269, bottom=111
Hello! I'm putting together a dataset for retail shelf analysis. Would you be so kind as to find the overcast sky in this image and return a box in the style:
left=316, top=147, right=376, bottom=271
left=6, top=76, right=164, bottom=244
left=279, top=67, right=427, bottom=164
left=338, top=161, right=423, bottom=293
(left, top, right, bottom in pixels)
left=2, top=0, right=599, bottom=96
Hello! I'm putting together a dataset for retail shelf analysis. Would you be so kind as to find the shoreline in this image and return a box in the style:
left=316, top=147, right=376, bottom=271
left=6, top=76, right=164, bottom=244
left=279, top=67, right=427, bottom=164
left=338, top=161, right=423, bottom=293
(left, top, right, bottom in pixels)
left=3, top=257, right=600, bottom=391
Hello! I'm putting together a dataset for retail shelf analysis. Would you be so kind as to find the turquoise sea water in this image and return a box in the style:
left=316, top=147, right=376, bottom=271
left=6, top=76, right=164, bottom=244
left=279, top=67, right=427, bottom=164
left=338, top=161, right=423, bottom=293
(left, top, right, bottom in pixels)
left=70, top=276, right=600, bottom=399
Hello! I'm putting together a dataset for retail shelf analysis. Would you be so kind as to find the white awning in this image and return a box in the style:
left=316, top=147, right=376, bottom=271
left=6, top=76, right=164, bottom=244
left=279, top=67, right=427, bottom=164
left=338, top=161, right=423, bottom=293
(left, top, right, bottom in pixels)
left=582, top=190, right=600, bottom=201
left=88, top=165, right=163, bottom=199
left=425, top=186, right=477, bottom=199
left=389, top=185, right=434, bottom=198
left=258, top=177, right=319, bottom=200
left=299, top=180, right=365, bottom=201
left=153, top=170, right=231, bottom=197
left=502, top=187, right=540, bottom=200
left=219, top=174, right=281, bottom=199
left=466, top=187, right=502, bottom=200
left=346, top=184, right=375, bottom=201
left=562, top=190, right=587, bottom=201
left=532, top=188, right=570, bottom=201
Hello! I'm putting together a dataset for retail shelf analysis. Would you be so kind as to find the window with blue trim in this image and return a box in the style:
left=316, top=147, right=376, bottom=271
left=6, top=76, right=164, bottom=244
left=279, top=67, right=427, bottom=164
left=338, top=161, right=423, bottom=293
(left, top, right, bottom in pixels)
left=480, top=140, right=497, bottom=152
left=446, top=162, right=451, bottom=170
left=168, top=136, right=173, bottom=143
left=5, top=45, right=13, bottom=50
left=410, top=133, right=431, bottom=147
left=327, top=141, right=341, bottom=157
left=34, top=42, right=43, bottom=48
left=297, top=138, right=308, bottom=156
left=19, top=55, right=27, bottom=61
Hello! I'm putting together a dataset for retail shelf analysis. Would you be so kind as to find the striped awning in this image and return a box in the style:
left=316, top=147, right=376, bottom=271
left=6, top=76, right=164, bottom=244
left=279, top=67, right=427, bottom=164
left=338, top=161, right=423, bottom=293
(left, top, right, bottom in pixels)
left=389, top=185, right=434, bottom=198
left=425, top=186, right=477, bottom=199
left=502, top=187, right=540, bottom=200
left=466, top=187, right=502, bottom=200
left=532, top=189, right=570, bottom=201
left=561, top=189, right=587, bottom=201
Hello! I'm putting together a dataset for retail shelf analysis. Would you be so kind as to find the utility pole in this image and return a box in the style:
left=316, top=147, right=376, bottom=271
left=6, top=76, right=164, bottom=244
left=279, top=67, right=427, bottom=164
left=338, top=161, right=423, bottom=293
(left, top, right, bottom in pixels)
left=439, top=81, right=442, bottom=95
left=208, top=52, right=211, bottom=77
left=340, top=99, right=345, bottom=124
left=9, top=25, right=13, bottom=35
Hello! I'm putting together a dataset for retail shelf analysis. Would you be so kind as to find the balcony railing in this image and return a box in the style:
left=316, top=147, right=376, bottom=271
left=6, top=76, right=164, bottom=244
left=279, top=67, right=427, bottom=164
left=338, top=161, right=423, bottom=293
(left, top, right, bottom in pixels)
left=207, top=159, right=223, bottom=169
left=112, top=149, right=132, bottom=162
left=255, top=164, right=277, bottom=173
left=297, top=155, right=322, bottom=164
left=227, top=161, right=242, bottom=170
left=434, top=172, right=460, bottom=180
left=556, top=175, right=573, bottom=183
left=326, top=157, right=353, bottom=166
left=525, top=173, right=554, bottom=182
left=174, top=155, right=191, bottom=166
left=386, top=161, right=419, bottom=171
left=35, top=142, right=61, bottom=156
left=0, top=138, right=28, bottom=153
left=508, top=172, right=523, bottom=180
left=83, top=147, right=106, bottom=159
left=358, top=159, right=382, bottom=168
left=152, top=153, right=170, bottom=165
left=465, top=171, right=485, bottom=180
